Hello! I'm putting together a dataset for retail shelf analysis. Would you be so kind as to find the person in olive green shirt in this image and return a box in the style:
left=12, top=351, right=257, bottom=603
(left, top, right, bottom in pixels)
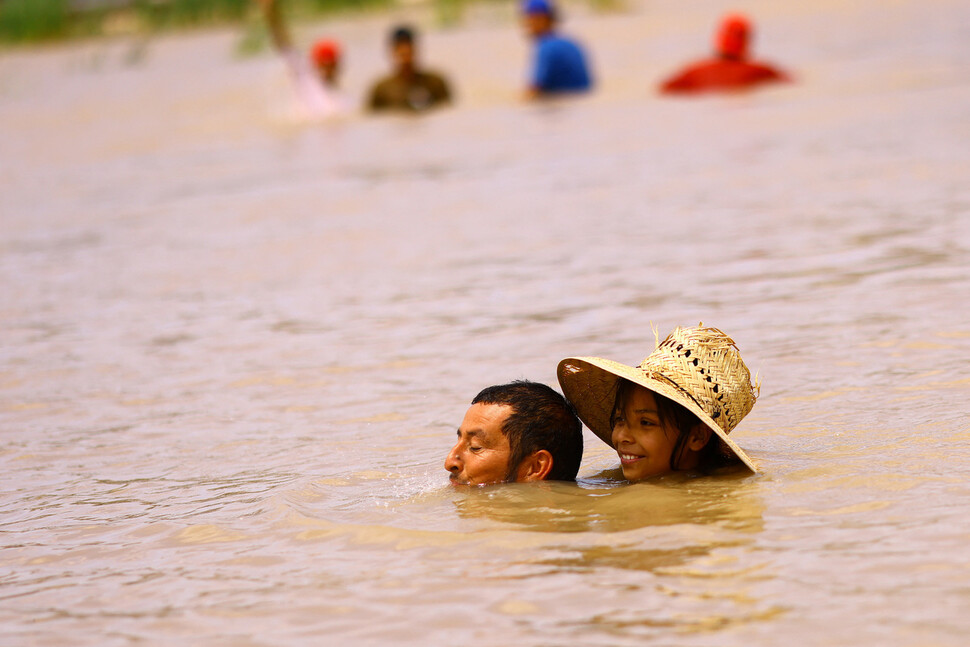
left=367, top=25, right=452, bottom=113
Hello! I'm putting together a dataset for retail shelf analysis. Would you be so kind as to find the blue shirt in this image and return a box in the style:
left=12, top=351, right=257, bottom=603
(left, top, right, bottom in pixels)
left=531, top=33, right=592, bottom=93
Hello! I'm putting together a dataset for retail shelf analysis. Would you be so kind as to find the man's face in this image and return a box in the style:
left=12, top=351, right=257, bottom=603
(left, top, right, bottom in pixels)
left=445, top=403, right=514, bottom=486
left=392, top=41, right=415, bottom=71
left=523, top=13, right=553, bottom=39
left=316, top=60, right=339, bottom=85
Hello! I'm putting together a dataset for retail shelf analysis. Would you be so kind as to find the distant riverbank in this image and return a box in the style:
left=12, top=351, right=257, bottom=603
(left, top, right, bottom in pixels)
left=0, top=0, right=392, bottom=44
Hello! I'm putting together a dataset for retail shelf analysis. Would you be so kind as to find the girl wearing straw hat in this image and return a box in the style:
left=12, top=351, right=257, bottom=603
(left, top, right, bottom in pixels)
left=557, top=325, right=758, bottom=481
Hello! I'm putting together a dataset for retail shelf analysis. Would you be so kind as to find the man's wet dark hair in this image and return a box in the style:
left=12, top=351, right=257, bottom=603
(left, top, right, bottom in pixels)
left=471, top=380, right=583, bottom=481
left=390, top=25, right=415, bottom=46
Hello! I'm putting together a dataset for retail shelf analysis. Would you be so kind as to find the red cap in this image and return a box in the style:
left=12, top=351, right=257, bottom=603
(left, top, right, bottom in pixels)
left=716, top=14, right=751, bottom=60
left=311, top=39, right=340, bottom=66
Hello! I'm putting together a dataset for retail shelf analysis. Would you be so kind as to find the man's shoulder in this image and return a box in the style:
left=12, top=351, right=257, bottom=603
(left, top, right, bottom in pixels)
left=539, top=33, right=584, bottom=55
left=660, top=58, right=788, bottom=93
left=746, top=61, right=790, bottom=81
left=369, top=74, right=400, bottom=94
left=416, top=70, right=450, bottom=88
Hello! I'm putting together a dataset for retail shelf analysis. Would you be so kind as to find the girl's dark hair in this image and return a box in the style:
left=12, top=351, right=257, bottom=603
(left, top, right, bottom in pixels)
left=611, top=378, right=731, bottom=473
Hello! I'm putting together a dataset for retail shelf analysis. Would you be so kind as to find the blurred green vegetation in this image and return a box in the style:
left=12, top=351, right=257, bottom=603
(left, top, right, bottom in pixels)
left=0, top=0, right=391, bottom=44
left=0, top=0, right=623, bottom=45
left=0, top=0, right=71, bottom=42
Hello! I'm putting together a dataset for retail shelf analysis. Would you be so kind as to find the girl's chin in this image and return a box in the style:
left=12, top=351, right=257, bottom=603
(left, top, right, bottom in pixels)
left=620, top=465, right=644, bottom=481
left=620, top=465, right=666, bottom=482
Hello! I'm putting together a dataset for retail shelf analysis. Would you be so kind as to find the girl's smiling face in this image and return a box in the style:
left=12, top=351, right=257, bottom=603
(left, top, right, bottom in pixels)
left=610, top=385, right=680, bottom=481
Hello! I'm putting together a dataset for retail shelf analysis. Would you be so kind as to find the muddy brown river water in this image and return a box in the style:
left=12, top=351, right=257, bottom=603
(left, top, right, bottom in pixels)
left=2, top=0, right=969, bottom=644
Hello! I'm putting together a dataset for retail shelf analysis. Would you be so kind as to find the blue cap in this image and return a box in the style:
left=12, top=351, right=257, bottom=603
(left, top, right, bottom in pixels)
left=522, top=0, right=553, bottom=15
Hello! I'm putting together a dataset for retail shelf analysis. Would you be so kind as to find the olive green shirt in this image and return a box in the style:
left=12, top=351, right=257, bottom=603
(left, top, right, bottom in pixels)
left=367, top=71, right=452, bottom=113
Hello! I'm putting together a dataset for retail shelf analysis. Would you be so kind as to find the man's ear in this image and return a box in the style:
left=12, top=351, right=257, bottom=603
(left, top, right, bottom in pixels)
left=515, top=450, right=553, bottom=482
left=687, top=424, right=713, bottom=451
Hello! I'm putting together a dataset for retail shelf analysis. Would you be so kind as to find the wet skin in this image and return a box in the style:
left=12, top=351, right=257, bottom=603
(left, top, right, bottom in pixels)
left=445, top=403, right=515, bottom=486
left=523, top=13, right=553, bottom=40
left=392, top=41, right=416, bottom=77
left=316, top=61, right=339, bottom=86
left=610, top=386, right=708, bottom=481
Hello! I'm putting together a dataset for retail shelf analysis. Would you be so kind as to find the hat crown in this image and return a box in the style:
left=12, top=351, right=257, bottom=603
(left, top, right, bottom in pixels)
left=637, top=326, right=756, bottom=434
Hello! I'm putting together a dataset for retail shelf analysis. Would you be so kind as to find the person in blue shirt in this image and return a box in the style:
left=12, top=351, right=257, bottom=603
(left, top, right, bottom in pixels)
left=522, top=0, right=592, bottom=99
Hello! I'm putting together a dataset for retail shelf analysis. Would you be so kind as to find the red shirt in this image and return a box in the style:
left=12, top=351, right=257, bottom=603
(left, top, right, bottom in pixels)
left=660, top=58, right=790, bottom=94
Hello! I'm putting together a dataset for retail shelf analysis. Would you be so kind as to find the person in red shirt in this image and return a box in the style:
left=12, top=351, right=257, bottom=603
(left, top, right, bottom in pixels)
left=659, top=13, right=791, bottom=95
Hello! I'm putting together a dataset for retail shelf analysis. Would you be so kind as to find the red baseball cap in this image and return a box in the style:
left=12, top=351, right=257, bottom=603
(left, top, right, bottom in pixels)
left=311, top=39, right=340, bottom=66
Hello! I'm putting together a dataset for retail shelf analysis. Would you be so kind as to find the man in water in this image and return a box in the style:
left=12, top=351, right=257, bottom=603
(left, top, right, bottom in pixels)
left=521, top=0, right=592, bottom=99
left=258, top=0, right=345, bottom=116
left=367, top=25, right=452, bottom=113
left=445, top=381, right=584, bottom=486
left=659, top=14, right=791, bottom=94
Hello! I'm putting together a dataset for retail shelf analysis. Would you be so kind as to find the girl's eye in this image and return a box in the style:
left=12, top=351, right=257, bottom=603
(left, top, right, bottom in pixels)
left=470, top=446, right=483, bottom=452
left=639, top=418, right=657, bottom=427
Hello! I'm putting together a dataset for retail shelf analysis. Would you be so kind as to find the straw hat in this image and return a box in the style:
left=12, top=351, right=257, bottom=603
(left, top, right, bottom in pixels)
left=557, top=325, right=758, bottom=472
